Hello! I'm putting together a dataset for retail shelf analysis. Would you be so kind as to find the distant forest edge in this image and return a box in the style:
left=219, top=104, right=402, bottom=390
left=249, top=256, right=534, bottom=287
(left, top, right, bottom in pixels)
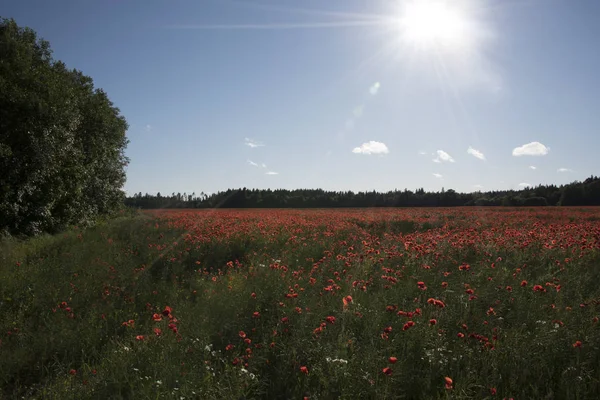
left=126, top=176, right=600, bottom=209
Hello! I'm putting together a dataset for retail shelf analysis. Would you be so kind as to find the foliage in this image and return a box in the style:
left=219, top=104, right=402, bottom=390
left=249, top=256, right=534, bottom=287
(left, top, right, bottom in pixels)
left=1, top=208, right=600, bottom=399
left=0, top=17, right=129, bottom=236
left=125, top=176, right=600, bottom=209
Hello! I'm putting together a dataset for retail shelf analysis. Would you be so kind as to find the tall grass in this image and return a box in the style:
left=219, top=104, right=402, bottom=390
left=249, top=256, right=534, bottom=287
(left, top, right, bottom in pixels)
left=1, top=208, right=599, bottom=399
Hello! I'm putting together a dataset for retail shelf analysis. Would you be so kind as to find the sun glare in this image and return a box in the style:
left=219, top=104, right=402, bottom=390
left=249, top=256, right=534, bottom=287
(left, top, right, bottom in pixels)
left=396, top=0, right=472, bottom=51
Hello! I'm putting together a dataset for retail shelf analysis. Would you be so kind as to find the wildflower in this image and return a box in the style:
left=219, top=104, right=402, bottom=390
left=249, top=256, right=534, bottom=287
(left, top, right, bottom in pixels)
left=239, top=331, right=246, bottom=338
left=441, top=282, right=448, bottom=288
left=162, top=306, right=172, bottom=316
left=520, top=280, right=528, bottom=287
left=402, top=321, right=415, bottom=331
left=343, top=295, right=353, bottom=308
left=382, top=367, right=392, bottom=376
left=153, top=328, right=162, bottom=336
left=457, top=332, right=465, bottom=338
left=135, top=335, right=145, bottom=341
left=429, top=319, right=437, bottom=325
left=325, top=316, right=336, bottom=324
left=573, top=341, right=582, bottom=348
left=490, top=387, right=497, bottom=395
left=300, top=366, right=309, bottom=375
left=388, top=357, right=397, bottom=364
left=69, top=369, right=77, bottom=375
left=252, top=312, right=260, bottom=318
left=444, top=376, right=453, bottom=389
left=225, top=344, right=234, bottom=351
left=417, top=281, right=427, bottom=290
left=152, top=313, right=162, bottom=322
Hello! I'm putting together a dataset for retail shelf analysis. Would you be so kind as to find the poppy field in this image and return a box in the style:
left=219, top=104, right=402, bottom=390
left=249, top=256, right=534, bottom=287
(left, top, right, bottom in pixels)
left=1, top=207, right=600, bottom=399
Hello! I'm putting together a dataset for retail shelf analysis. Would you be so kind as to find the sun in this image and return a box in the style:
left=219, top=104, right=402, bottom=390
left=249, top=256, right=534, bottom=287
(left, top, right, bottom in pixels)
left=395, top=0, right=472, bottom=51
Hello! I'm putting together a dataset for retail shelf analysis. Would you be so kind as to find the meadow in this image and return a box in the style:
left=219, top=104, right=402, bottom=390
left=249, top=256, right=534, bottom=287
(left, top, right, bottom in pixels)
left=1, top=207, right=600, bottom=399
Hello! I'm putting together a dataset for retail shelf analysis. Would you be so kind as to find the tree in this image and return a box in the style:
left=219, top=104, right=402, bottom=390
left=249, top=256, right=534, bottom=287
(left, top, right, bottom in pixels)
left=0, top=17, right=129, bottom=236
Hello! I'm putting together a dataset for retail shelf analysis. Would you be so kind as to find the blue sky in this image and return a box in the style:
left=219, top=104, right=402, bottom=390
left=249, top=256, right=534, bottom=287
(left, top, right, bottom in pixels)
left=5, top=0, right=600, bottom=195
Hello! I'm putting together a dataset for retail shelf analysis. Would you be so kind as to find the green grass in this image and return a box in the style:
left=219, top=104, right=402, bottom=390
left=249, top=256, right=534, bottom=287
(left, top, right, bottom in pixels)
left=1, top=209, right=599, bottom=399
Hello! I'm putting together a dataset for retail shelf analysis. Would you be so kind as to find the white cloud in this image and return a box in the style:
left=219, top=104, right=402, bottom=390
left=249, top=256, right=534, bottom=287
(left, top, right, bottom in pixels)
left=473, top=184, right=484, bottom=189
left=369, top=82, right=381, bottom=95
left=557, top=168, right=573, bottom=173
left=265, top=171, right=279, bottom=175
left=245, top=137, right=265, bottom=148
left=512, top=141, right=549, bottom=156
left=529, top=165, right=537, bottom=170
left=433, top=150, right=455, bottom=163
left=145, top=124, right=152, bottom=132
left=467, top=146, right=485, bottom=160
left=247, top=160, right=259, bottom=167
left=518, top=182, right=531, bottom=188
left=352, top=141, right=389, bottom=155
left=432, top=173, right=443, bottom=179
left=261, top=163, right=267, bottom=168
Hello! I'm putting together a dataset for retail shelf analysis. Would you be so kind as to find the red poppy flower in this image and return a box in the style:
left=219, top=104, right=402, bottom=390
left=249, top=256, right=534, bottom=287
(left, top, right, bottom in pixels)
left=343, top=295, right=353, bottom=308
left=388, top=356, right=397, bottom=364
left=382, top=367, right=392, bottom=376
left=300, top=366, right=309, bottom=374
left=444, top=377, right=453, bottom=389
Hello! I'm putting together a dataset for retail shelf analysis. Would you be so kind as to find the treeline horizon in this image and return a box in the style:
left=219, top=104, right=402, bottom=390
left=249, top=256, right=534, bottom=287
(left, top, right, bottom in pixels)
left=125, top=176, right=600, bottom=209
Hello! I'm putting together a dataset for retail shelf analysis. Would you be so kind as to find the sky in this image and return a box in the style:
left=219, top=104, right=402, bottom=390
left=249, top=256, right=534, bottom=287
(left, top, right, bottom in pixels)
left=4, top=0, right=600, bottom=195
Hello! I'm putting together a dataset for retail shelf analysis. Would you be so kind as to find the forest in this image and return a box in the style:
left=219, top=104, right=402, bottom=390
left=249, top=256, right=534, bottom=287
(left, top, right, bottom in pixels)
left=125, top=176, right=600, bottom=209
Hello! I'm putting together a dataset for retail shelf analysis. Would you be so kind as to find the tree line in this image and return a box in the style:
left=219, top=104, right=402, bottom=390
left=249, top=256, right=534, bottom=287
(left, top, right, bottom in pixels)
left=1, top=18, right=129, bottom=236
left=125, top=176, right=600, bottom=209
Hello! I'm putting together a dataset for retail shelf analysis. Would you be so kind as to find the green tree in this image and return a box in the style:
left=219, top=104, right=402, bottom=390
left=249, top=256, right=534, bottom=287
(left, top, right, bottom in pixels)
left=0, top=17, right=128, bottom=236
